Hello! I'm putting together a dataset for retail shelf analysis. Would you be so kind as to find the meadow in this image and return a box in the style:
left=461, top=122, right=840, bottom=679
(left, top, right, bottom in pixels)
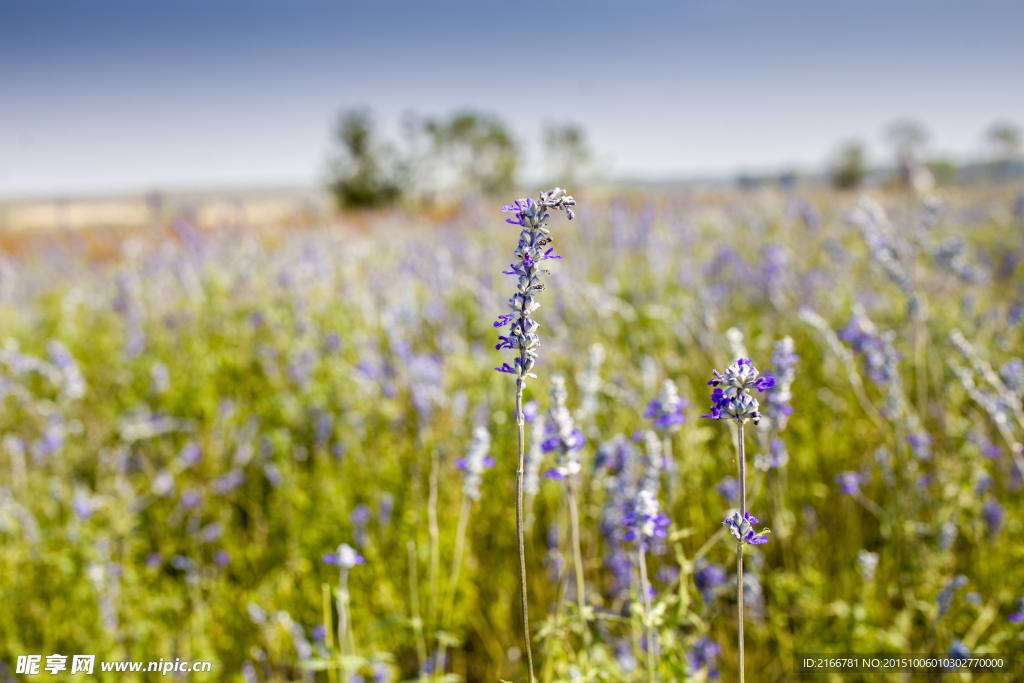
left=1, top=183, right=1023, bottom=682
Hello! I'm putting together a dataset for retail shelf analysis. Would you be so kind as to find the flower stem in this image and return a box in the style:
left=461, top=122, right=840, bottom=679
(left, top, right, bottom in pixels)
left=435, top=495, right=472, bottom=679
left=638, top=546, right=656, bottom=683
left=516, top=380, right=536, bottom=683
left=322, top=583, right=337, bottom=683
left=407, top=542, right=429, bottom=682
left=567, top=480, right=590, bottom=655
left=737, top=421, right=746, bottom=683
left=428, top=448, right=440, bottom=639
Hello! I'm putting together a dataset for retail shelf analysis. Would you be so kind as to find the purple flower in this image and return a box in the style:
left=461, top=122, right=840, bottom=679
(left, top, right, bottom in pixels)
left=686, top=637, right=722, bottom=679
left=178, top=442, right=203, bottom=468
left=458, top=426, right=493, bottom=501
left=213, top=470, right=245, bottom=495
left=715, top=476, right=740, bottom=502
left=644, top=379, right=688, bottom=432
left=764, top=336, right=798, bottom=430
left=694, top=559, right=727, bottom=602
left=1009, top=597, right=1024, bottom=623
left=145, top=552, right=164, bottom=568
left=834, top=471, right=862, bottom=495
left=493, top=189, right=576, bottom=380
left=179, top=489, right=202, bottom=510
left=702, top=358, right=769, bottom=424
left=322, top=543, right=364, bottom=568
left=983, top=498, right=1005, bottom=539
left=723, top=510, right=770, bottom=545
left=623, top=490, right=670, bottom=549
left=906, top=432, right=932, bottom=461
left=378, top=493, right=394, bottom=530
left=542, top=376, right=585, bottom=480
left=214, top=550, right=231, bottom=567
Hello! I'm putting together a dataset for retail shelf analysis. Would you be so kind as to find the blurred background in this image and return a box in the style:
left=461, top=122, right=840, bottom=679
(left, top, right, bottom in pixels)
left=2, top=2, right=1024, bottom=682
left=2, top=0, right=1023, bottom=224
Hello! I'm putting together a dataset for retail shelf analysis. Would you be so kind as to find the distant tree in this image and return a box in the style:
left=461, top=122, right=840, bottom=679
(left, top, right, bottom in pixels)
left=542, top=122, right=593, bottom=188
left=328, top=109, right=402, bottom=210
left=830, top=141, right=868, bottom=190
left=420, top=111, right=519, bottom=197
left=884, top=118, right=933, bottom=192
left=985, top=121, right=1022, bottom=180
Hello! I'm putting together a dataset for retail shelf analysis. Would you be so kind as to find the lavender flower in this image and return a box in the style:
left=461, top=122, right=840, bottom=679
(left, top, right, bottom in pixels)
left=754, top=438, right=789, bottom=472
left=644, top=379, right=688, bottom=432
left=715, top=476, right=740, bottom=503
left=542, top=376, right=585, bottom=481
left=454, top=426, right=494, bottom=501
left=935, top=575, right=969, bottom=620
left=686, top=637, right=722, bottom=680
left=623, top=489, right=670, bottom=549
left=834, top=471, right=862, bottom=495
left=694, top=559, right=728, bottom=604
left=350, top=504, right=371, bottom=548
left=702, top=358, right=773, bottom=424
left=982, top=498, right=1005, bottom=540
left=723, top=511, right=770, bottom=546
left=493, top=189, right=576, bottom=380
left=322, top=543, right=365, bottom=568
left=763, top=337, right=798, bottom=430
left=1008, top=597, right=1024, bottom=624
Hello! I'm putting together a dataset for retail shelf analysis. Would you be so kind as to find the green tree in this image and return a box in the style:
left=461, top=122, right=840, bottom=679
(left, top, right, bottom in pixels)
left=985, top=121, right=1022, bottom=180
left=328, top=109, right=402, bottom=210
left=421, top=111, right=519, bottom=197
left=830, top=141, right=868, bottom=190
left=542, top=122, right=593, bottom=188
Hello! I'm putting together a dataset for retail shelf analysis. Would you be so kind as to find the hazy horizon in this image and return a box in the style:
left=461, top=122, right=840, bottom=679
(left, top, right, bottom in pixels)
left=2, top=0, right=1023, bottom=197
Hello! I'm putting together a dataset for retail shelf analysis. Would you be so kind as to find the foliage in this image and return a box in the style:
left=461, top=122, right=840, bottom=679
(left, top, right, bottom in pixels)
left=328, top=109, right=403, bottom=210
left=830, top=141, right=868, bottom=190
left=1, top=185, right=1024, bottom=682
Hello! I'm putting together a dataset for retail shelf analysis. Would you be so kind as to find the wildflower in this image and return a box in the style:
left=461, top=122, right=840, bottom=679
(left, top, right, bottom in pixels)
left=454, top=426, right=494, bottom=501
left=350, top=504, right=371, bottom=547
left=946, top=640, right=970, bottom=663
left=906, top=432, right=932, bottom=461
left=623, top=489, right=670, bottom=549
left=723, top=510, right=770, bottom=546
left=935, top=575, right=968, bottom=619
left=686, top=637, right=722, bottom=680
left=542, top=376, right=585, bottom=480
left=377, top=493, right=394, bottom=531
left=857, top=550, right=879, bottom=581
left=493, top=188, right=576, bottom=380
left=982, top=498, right=1005, bottom=540
left=834, top=471, right=861, bottom=495
left=715, top=476, right=740, bottom=502
left=1008, top=597, right=1024, bottom=623
left=754, top=438, right=789, bottom=471
left=644, top=379, right=688, bottom=432
left=322, top=543, right=365, bottom=568
left=702, top=358, right=772, bottom=424
left=763, top=337, right=798, bottom=430
left=694, top=559, right=728, bottom=603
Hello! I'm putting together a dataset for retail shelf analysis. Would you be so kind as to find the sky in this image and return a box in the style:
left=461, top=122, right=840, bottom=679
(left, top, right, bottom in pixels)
left=1, top=0, right=1023, bottom=197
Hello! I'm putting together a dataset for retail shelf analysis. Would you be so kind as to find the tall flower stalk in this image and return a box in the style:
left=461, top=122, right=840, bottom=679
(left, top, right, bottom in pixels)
left=322, top=542, right=365, bottom=679
left=702, top=358, right=774, bottom=683
left=494, top=188, right=576, bottom=682
left=541, top=376, right=589, bottom=649
left=436, top=425, right=493, bottom=679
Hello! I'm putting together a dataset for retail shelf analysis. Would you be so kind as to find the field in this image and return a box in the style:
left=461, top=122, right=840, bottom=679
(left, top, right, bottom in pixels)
left=1, top=184, right=1023, bottom=682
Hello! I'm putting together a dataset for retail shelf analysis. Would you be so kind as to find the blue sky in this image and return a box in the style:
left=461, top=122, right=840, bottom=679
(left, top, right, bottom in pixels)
left=2, top=0, right=1022, bottom=196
